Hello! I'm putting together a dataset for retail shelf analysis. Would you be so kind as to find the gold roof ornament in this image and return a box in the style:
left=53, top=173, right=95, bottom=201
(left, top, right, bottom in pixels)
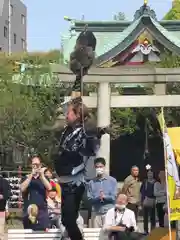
left=144, top=0, right=148, bottom=5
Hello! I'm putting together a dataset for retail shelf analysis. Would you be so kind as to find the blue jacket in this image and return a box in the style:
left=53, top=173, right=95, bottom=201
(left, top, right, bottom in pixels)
left=87, top=175, right=117, bottom=214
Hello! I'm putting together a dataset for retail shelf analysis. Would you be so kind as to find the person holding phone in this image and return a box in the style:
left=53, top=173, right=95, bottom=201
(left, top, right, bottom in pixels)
left=20, top=155, right=52, bottom=230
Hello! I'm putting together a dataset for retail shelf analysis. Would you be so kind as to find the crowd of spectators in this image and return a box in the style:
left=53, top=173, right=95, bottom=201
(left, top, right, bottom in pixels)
left=0, top=155, right=171, bottom=240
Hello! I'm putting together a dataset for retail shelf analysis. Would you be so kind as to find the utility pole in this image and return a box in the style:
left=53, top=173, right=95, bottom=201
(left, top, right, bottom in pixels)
left=8, top=0, right=11, bottom=55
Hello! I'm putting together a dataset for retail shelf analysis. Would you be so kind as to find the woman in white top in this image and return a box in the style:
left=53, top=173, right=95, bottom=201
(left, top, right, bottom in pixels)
left=154, top=170, right=167, bottom=227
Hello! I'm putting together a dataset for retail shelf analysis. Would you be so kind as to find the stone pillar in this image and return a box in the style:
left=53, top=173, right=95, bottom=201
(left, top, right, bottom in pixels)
left=97, top=82, right=111, bottom=173
left=154, top=83, right=166, bottom=95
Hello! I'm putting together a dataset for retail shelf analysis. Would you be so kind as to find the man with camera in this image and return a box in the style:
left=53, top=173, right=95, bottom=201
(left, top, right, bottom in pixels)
left=101, top=193, right=146, bottom=240
left=20, top=155, right=52, bottom=230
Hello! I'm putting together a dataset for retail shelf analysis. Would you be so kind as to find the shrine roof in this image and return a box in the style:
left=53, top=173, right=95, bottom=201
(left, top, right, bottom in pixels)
left=62, top=4, right=180, bottom=65
left=95, top=16, right=180, bottom=65
left=71, top=20, right=180, bottom=32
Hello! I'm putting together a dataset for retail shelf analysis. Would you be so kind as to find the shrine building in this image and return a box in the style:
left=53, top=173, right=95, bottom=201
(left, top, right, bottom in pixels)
left=62, top=1, right=180, bottom=67
left=58, top=1, right=180, bottom=180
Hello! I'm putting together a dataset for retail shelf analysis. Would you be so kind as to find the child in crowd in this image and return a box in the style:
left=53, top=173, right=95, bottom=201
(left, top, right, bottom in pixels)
left=47, top=186, right=61, bottom=228
left=44, top=168, right=61, bottom=199
left=47, top=186, right=84, bottom=236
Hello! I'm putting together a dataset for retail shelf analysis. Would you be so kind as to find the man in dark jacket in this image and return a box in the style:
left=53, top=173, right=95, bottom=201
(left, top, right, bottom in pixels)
left=50, top=28, right=108, bottom=240
left=0, top=173, right=11, bottom=239
left=53, top=97, right=107, bottom=240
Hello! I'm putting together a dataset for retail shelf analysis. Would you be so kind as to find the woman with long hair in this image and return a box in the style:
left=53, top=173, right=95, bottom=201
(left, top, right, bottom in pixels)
left=140, top=168, right=156, bottom=234
left=154, top=170, right=167, bottom=227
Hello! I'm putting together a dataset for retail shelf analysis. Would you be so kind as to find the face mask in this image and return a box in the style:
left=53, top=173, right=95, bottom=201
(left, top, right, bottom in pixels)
left=115, top=204, right=126, bottom=210
left=96, top=168, right=104, bottom=175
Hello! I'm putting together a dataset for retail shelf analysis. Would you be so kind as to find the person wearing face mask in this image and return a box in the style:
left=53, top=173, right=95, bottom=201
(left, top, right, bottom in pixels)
left=140, top=168, right=156, bottom=234
left=87, top=157, right=117, bottom=228
left=101, top=193, right=141, bottom=240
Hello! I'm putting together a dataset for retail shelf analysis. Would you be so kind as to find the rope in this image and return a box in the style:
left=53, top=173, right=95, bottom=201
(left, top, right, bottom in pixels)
left=69, top=25, right=107, bottom=139
left=144, top=118, right=148, bottom=159
left=79, top=24, right=95, bottom=137
left=80, top=65, right=86, bottom=135
left=72, top=24, right=91, bottom=137
left=69, top=24, right=99, bottom=137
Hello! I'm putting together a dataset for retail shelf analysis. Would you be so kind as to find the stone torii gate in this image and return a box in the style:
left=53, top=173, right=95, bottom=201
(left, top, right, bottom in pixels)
left=51, top=64, right=180, bottom=172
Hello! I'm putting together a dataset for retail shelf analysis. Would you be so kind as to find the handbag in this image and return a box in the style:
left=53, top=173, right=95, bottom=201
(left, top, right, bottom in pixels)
left=142, top=180, right=155, bottom=207
left=143, top=196, right=155, bottom=207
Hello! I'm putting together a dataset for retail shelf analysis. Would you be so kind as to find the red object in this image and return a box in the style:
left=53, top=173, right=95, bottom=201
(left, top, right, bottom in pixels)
left=46, top=180, right=57, bottom=197
left=50, top=180, right=56, bottom=187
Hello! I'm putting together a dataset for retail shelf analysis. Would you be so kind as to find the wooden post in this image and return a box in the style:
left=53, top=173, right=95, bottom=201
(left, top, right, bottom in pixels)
left=176, top=221, right=180, bottom=239
left=153, top=80, right=180, bottom=240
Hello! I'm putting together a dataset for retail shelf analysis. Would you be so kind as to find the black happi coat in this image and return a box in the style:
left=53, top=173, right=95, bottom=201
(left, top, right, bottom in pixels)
left=54, top=122, right=100, bottom=177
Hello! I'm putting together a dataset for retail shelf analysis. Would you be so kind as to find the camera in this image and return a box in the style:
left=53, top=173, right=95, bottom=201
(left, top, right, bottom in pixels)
left=118, top=223, right=135, bottom=233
